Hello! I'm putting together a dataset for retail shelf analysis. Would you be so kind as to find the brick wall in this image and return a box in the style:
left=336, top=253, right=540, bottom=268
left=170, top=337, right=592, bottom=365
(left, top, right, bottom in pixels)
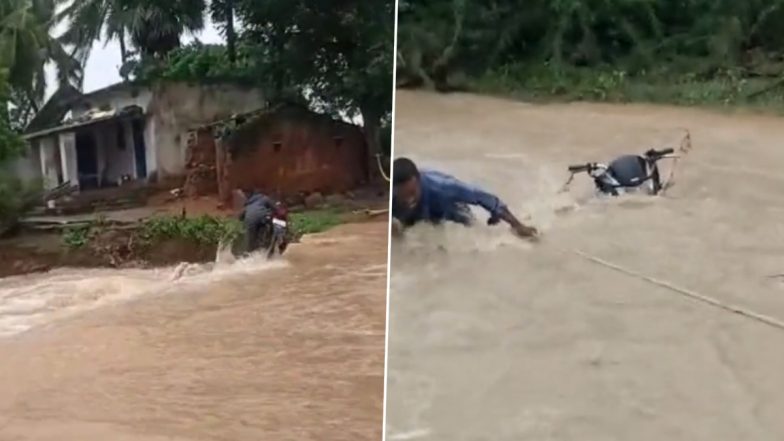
left=182, top=128, right=218, bottom=197
left=216, top=108, right=369, bottom=202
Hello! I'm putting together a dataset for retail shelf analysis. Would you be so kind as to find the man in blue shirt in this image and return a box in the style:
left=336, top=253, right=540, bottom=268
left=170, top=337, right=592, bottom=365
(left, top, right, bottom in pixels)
left=391, top=157, right=538, bottom=238
left=239, top=188, right=275, bottom=253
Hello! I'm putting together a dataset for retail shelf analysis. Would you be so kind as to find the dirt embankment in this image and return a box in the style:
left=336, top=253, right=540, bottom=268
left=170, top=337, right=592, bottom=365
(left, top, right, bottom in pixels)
left=0, top=230, right=218, bottom=278
left=0, top=190, right=390, bottom=279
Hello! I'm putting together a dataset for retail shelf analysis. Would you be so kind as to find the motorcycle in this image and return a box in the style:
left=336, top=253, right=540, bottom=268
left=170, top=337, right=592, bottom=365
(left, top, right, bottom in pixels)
left=261, top=203, right=290, bottom=259
left=564, top=147, right=675, bottom=197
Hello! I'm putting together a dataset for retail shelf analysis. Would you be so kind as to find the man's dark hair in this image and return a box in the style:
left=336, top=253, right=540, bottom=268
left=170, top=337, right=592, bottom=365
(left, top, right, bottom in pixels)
left=393, top=157, right=419, bottom=186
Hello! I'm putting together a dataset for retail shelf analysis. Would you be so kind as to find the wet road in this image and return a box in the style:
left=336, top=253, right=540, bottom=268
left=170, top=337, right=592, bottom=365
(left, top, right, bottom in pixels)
left=0, top=220, right=387, bottom=441
left=386, top=91, right=784, bottom=441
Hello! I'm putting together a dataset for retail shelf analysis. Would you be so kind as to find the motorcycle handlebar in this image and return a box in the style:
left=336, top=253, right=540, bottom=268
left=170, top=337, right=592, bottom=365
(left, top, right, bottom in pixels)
left=568, top=163, right=592, bottom=173
left=646, top=147, right=675, bottom=159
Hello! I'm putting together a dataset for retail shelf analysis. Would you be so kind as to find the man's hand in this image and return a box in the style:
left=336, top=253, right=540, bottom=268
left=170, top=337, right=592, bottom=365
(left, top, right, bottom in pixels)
left=512, top=223, right=538, bottom=239
left=391, top=218, right=404, bottom=238
left=499, top=208, right=539, bottom=240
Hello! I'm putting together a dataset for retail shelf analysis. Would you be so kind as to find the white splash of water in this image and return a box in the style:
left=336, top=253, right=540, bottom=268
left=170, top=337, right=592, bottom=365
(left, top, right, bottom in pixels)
left=0, top=247, right=288, bottom=338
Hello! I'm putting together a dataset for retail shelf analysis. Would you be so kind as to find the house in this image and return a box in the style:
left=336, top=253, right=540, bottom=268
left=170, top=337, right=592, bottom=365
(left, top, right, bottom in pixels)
left=182, top=105, right=370, bottom=203
left=13, top=81, right=265, bottom=192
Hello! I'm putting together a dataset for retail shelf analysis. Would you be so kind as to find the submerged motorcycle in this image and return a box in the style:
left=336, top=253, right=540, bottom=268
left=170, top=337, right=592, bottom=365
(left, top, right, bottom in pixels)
left=231, top=201, right=291, bottom=260
left=565, top=147, right=676, bottom=197
left=261, top=202, right=290, bottom=259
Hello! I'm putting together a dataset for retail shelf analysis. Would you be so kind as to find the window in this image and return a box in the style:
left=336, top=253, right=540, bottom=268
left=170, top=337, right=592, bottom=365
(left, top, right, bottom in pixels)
left=273, top=141, right=283, bottom=153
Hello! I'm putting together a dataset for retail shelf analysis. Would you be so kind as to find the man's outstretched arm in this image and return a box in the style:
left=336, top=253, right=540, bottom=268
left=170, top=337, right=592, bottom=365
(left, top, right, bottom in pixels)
left=391, top=218, right=404, bottom=238
left=390, top=198, right=407, bottom=238
left=441, top=176, right=538, bottom=238
left=495, top=206, right=538, bottom=238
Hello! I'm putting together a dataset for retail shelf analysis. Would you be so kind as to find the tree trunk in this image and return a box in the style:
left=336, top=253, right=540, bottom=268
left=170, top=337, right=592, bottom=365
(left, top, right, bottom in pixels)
left=119, top=30, right=129, bottom=81
left=119, top=29, right=128, bottom=64
left=226, top=0, right=237, bottom=63
left=360, top=104, right=384, bottom=184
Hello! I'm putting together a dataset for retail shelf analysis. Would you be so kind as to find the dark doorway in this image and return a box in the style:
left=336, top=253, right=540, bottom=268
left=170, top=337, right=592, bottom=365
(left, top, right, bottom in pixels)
left=132, top=119, right=147, bottom=178
left=75, top=131, right=99, bottom=189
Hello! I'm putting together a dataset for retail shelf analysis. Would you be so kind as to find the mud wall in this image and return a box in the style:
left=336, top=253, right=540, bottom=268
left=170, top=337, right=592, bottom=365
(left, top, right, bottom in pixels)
left=218, top=109, right=369, bottom=200
left=149, top=83, right=265, bottom=179
left=183, top=128, right=219, bottom=197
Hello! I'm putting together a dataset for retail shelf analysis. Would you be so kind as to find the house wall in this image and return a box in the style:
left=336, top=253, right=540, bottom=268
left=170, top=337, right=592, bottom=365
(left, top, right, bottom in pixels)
left=25, top=82, right=263, bottom=187
left=149, top=83, right=265, bottom=179
left=70, top=87, right=153, bottom=118
left=55, top=85, right=154, bottom=186
left=218, top=111, right=368, bottom=200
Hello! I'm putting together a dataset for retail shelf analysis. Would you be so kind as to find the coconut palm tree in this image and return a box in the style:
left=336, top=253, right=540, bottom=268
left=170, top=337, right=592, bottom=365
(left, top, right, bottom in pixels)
left=0, top=0, right=81, bottom=113
left=57, top=0, right=206, bottom=64
left=209, top=0, right=236, bottom=63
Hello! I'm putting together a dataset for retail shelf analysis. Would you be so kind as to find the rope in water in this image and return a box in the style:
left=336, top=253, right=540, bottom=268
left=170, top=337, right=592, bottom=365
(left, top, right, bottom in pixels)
left=570, top=248, right=784, bottom=332
left=565, top=128, right=784, bottom=331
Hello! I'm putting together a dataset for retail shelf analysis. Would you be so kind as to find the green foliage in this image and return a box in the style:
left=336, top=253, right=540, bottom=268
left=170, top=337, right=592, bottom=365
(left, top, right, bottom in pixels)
left=1, top=0, right=81, bottom=115
left=139, top=215, right=243, bottom=246
left=0, top=71, right=24, bottom=161
left=0, top=174, right=41, bottom=234
left=62, top=225, right=92, bottom=249
left=59, top=211, right=340, bottom=254
left=475, top=63, right=784, bottom=110
left=399, top=0, right=784, bottom=105
left=237, top=0, right=394, bottom=154
left=58, top=0, right=205, bottom=62
left=132, top=44, right=255, bottom=84
left=61, top=215, right=242, bottom=250
left=290, top=210, right=342, bottom=236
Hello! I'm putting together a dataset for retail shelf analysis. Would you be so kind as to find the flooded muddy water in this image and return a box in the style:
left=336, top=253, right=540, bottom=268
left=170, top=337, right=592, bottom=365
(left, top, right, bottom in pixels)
left=0, top=220, right=387, bottom=441
left=386, top=91, right=784, bottom=441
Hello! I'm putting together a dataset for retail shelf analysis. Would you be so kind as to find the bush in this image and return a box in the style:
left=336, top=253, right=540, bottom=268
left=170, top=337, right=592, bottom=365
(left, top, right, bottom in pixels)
left=138, top=215, right=243, bottom=245
left=0, top=176, right=41, bottom=235
left=57, top=211, right=342, bottom=256
left=0, top=70, right=25, bottom=163
left=62, top=225, right=92, bottom=249
left=131, top=44, right=256, bottom=85
left=473, top=62, right=784, bottom=110
left=399, top=0, right=784, bottom=108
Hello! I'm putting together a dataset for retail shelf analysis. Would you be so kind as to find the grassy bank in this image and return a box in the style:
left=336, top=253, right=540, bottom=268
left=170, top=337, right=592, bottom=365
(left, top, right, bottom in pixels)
left=0, top=207, right=352, bottom=278
left=63, top=209, right=345, bottom=251
left=470, top=63, right=784, bottom=113
left=290, top=209, right=343, bottom=235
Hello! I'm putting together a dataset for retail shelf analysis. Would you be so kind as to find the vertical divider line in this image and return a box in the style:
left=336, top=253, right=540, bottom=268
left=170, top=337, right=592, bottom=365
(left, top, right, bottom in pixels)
left=382, top=1, right=400, bottom=439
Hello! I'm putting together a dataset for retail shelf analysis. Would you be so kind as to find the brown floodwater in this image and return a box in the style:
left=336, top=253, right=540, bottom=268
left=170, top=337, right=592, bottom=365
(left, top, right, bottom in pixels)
left=387, top=91, right=784, bottom=441
left=0, top=220, right=387, bottom=441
